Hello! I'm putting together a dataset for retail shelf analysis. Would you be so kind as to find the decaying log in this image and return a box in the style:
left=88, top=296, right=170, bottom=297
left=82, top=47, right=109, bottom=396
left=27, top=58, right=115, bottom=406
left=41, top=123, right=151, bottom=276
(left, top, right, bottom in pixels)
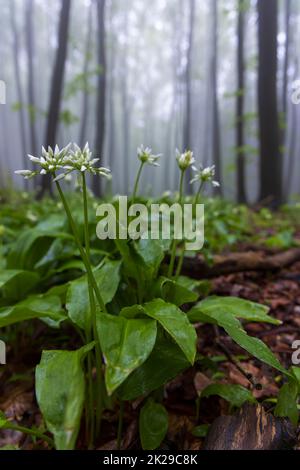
left=204, top=404, right=297, bottom=450
left=179, top=248, right=300, bottom=279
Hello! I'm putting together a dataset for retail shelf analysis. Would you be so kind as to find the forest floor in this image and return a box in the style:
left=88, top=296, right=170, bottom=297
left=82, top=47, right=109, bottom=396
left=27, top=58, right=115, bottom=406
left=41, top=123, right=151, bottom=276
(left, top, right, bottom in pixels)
left=1, top=240, right=300, bottom=450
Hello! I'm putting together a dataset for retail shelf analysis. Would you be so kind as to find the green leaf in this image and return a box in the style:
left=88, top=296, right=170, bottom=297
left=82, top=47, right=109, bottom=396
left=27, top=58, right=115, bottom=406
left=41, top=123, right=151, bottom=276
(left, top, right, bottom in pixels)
left=118, top=331, right=190, bottom=401
left=149, top=277, right=198, bottom=306
left=188, top=296, right=280, bottom=326
left=133, top=238, right=165, bottom=279
left=66, top=260, right=121, bottom=330
left=35, top=344, right=94, bottom=450
left=192, top=424, right=210, bottom=438
left=201, top=383, right=255, bottom=408
left=143, top=299, right=197, bottom=364
left=139, top=399, right=168, bottom=450
left=195, top=309, right=286, bottom=375
left=0, top=411, right=8, bottom=428
left=275, top=368, right=300, bottom=425
left=0, top=295, right=66, bottom=328
left=0, top=269, right=39, bottom=303
left=7, top=229, right=71, bottom=270
left=97, top=313, right=157, bottom=395
left=274, top=380, right=299, bottom=426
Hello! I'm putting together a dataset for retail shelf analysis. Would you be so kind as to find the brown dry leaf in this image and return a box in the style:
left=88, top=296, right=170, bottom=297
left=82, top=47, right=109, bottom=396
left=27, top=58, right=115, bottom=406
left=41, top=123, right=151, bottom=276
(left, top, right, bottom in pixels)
left=122, top=419, right=138, bottom=449
left=194, top=372, right=212, bottom=394
left=167, top=413, right=195, bottom=449
left=0, top=385, right=33, bottom=421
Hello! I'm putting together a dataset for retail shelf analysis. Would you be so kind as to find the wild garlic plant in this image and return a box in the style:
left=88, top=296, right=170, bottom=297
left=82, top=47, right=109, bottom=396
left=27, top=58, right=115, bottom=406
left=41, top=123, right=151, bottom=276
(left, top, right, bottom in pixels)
left=16, top=143, right=111, bottom=446
left=14, top=145, right=292, bottom=451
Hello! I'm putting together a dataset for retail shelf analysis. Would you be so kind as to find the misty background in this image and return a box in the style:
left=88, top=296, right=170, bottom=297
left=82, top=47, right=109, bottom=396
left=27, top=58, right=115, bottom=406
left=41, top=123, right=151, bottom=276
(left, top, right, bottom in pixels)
left=0, top=0, right=299, bottom=204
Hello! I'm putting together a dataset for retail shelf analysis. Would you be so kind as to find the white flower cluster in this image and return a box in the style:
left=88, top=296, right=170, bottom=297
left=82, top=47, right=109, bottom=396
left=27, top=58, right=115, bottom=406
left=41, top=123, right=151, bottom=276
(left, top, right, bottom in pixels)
left=176, top=150, right=195, bottom=171
left=190, top=164, right=220, bottom=188
left=15, top=143, right=110, bottom=182
left=137, top=145, right=161, bottom=166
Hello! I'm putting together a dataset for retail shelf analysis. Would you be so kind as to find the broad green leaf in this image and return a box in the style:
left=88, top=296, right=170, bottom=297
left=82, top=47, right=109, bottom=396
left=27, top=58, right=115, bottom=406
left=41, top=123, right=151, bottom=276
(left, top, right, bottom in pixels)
left=120, top=304, right=145, bottom=319
left=66, top=260, right=121, bottom=330
left=7, top=228, right=71, bottom=270
left=118, top=331, right=190, bottom=401
left=275, top=368, right=300, bottom=425
left=143, top=299, right=197, bottom=364
left=35, top=344, right=93, bottom=450
left=97, top=313, right=157, bottom=395
left=188, top=296, right=280, bottom=325
left=139, top=399, right=168, bottom=450
left=133, top=238, right=164, bottom=279
left=274, top=380, right=299, bottom=426
left=201, top=383, right=255, bottom=408
left=197, top=309, right=287, bottom=375
left=149, top=277, right=198, bottom=306
left=0, top=295, right=66, bottom=328
left=0, top=270, right=39, bottom=303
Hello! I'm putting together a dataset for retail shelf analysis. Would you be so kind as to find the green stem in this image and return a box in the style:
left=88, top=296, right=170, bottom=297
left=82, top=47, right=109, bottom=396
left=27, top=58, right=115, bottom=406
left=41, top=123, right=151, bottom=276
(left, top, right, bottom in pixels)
left=168, top=170, right=185, bottom=278
left=132, top=162, right=144, bottom=204
left=55, top=181, right=107, bottom=313
left=175, top=181, right=205, bottom=280
left=194, top=181, right=204, bottom=206
left=82, top=174, right=104, bottom=439
left=117, top=401, right=125, bottom=450
left=5, top=423, right=54, bottom=447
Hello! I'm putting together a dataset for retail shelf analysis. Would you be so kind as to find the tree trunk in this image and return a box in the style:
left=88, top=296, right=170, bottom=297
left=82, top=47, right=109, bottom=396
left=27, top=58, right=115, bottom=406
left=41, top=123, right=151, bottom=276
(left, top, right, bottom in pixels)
left=184, top=0, right=195, bottom=193
left=79, top=2, right=93, bottom=148
left=107, top=0, right=116, bottom=177
left=25, top=0, right=38, bottom=162
left=236, top=0, right=247, bottom=203
left=40, top=0, right=72, bottom=197
left=211, top=0, right=222, bottom=195
left=120, top=8, right=130, bottom=194
left=10, top=0, right=28, bottom=188
left=257, top=0, right=282, bottom=206
left=93, top=0, right=106, bottom=198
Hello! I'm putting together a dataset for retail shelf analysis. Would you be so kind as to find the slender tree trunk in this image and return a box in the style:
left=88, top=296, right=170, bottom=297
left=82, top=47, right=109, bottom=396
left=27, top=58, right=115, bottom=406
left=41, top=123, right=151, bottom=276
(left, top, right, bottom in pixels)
left=40, top=0, right=72, bottom=197
left=79, top=2, right=93, bottom=147
left=211, top=0, right=222, bottom=195
left=236, top=0, right=247, bottom=203
left=282, top=0, right=291, bottom=200
left=25, top=0, right=38, bottom=162
left=286, top=60, right=298, bottom=193
left=9, top=0, right=28, bottom=188
left=257, top=0, right=282, bottom=206
left=107, top=2, right=116, bottom=176
left=93, top=0, right=106, bottom=197
left=121, top=8, right=130, bottom=194
left=184, top=0, right=195, bottom=193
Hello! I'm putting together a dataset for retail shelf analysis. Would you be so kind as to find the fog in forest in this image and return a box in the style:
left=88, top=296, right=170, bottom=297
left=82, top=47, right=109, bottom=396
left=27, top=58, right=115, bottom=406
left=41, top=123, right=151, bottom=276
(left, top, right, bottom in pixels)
left=0, top=0, right=299, bottom=204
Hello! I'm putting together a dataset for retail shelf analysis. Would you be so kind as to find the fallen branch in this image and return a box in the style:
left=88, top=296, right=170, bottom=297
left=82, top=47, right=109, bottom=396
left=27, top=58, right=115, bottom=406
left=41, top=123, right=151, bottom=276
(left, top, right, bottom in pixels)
left=179, top=248, right=300, bottom=279
left=204, top=403, right=296, bottom=450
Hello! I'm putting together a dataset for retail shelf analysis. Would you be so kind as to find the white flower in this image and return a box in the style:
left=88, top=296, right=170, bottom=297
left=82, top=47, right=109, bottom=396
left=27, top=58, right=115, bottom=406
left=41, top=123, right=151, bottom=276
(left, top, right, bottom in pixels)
left=190, top=164, right=220, bottom=187
left=15, top=143, right=111, bottom=182
left=14, top=169, right=39, bottom=179
left=176, top=150, right=195, bottom=171
left=65, top=143, right=111, bottom=178
left=137, top=145, right=161, bottom=166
